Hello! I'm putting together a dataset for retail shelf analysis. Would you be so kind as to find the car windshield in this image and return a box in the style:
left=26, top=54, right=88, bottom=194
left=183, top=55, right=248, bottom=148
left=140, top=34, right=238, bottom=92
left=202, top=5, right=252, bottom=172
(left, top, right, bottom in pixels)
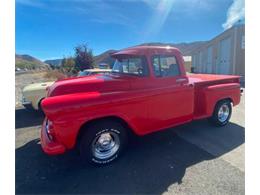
left=99, top=65, right=108, bottom=69
left=112, top=56, right=149, bottom=76
left=78, top=71, right=90, bottom=77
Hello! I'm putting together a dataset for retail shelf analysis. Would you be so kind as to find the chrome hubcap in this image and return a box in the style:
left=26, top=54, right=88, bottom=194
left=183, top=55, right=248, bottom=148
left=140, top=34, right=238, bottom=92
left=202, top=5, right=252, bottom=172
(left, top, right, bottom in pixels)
left=218, top=104, right=230, bottom=122
left=92, top=131, right=120, bottom=160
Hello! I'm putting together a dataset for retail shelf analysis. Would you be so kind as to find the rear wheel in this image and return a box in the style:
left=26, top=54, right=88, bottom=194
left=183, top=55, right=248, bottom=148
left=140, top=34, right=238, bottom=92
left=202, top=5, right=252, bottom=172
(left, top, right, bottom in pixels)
left=79, top=120, right=127, bottom=165
left=209, top=100, right=232, bottom=126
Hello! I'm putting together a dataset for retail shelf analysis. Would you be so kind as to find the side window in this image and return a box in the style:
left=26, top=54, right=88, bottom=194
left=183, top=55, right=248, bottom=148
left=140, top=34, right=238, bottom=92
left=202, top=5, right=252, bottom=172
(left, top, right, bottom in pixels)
left=152, top=55, right=181, bottom=77
left=113, top=57, right=149, bottom=76
left=153, top=57, right=160, bottom=77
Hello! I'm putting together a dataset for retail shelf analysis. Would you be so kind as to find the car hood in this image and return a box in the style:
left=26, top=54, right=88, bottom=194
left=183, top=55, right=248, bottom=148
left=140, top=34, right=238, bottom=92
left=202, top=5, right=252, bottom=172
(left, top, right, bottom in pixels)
left=23, top=81, right=55, bottom=92
left=47, top=74, right=131, bottom=97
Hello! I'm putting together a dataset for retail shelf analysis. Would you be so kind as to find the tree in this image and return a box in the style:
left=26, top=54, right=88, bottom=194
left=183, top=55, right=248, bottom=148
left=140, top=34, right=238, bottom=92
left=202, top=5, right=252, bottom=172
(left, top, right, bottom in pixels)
left=74, top=44, right=94, bottom=71
left=61, top=56, right=76, bottom=75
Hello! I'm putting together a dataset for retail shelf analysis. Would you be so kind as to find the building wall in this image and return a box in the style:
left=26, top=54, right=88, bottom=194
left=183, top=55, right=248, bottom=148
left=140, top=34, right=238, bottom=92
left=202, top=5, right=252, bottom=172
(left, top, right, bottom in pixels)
left=183, top=56, right=192, bottom=72
left=191, top=25, right=245, bottom=78
left=184, top=61, right=192, bottom=72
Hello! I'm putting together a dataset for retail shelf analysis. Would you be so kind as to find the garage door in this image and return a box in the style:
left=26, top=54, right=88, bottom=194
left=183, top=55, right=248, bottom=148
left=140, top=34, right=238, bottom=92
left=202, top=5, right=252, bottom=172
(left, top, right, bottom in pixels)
left=207, top=46, right=213, bottom=73
left=217, top=37, right=231, bottom=74
left=199, top=51, right=203, bottom=73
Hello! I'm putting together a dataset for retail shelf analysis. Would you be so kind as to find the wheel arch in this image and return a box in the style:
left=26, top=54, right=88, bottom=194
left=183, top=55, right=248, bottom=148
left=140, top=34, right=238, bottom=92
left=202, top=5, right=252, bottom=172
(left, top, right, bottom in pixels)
left=37, top=97, right=45, bottom=111
left=215, top=97, right=233, bottom=107
left=76, top=115, right=137, bottom=148
left=210, top=97, right=233, bottom=116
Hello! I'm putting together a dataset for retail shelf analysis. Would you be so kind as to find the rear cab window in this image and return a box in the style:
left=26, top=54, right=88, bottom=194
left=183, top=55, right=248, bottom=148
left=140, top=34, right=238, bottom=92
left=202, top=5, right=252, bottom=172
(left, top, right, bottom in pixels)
left=152, top=55, right=181, bottom=77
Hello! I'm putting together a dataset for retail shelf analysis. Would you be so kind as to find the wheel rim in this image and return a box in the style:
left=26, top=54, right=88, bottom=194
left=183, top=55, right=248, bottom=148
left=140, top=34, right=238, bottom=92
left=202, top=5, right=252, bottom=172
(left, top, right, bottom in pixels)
left=91, top=131, right=120, bottom=160
left=218, top=104, right=230, bottom=123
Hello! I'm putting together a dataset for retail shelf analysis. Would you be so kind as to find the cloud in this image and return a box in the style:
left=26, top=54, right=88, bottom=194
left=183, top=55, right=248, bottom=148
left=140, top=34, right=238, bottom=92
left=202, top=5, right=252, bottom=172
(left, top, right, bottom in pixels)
left=222, top=0, right=245, bottom=30
left=16, top=0, right=45, bottom=7
left=73, top=1, right=134, bottom=28
left=18, top=0, right=136, bottom=28
left=141, top=0, right=214, bottom=11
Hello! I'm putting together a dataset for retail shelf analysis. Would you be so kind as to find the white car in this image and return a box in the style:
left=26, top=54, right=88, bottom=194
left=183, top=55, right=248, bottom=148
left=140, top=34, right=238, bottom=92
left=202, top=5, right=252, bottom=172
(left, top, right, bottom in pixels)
left=22, top=69, right=112, bottom=111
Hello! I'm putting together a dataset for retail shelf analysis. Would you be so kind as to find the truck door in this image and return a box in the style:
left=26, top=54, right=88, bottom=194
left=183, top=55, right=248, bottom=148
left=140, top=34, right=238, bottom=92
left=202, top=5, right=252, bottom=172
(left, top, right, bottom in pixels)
left=146, top=54, right=194, bottom=133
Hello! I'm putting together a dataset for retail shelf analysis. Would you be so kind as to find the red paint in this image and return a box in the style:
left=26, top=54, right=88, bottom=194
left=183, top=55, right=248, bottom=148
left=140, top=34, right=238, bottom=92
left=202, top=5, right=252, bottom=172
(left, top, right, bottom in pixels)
left=40, top=46, right=241, bottom=155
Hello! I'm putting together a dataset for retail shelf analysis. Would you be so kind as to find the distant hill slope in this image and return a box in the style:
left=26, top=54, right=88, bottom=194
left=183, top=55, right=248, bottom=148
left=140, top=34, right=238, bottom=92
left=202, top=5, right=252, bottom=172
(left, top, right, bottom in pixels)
left=44, top=41, right=208, bottom=68
left=93, top=42, right=208, bottom=67
left=44, top=59, right=63, bottom=67
left=16, top=54, right=50, bottom=70
left=94, top=49, right=118, bottom=68
left=139, top=41, right=208, bottom=55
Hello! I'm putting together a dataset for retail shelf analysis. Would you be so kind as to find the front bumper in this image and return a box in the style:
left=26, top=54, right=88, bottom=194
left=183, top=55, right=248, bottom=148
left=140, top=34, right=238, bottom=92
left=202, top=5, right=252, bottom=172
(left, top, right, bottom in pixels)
left=40, top=118, right=66, bottom=155
left=22, top=96, right=33, bottom=107
left=21, top=96, right=37, bottom=110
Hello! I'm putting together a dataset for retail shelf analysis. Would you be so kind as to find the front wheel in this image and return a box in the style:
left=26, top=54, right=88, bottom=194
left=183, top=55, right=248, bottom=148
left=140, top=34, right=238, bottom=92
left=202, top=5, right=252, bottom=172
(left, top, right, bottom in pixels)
left=209, top=100, right=232, bottom=126
left=79, top=120, right=127, bottom=165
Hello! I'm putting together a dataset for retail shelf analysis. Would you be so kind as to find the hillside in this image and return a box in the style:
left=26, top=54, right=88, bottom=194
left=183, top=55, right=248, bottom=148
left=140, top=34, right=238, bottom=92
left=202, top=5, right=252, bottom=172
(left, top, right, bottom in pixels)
left=92, top=41, right=208, bottom=67
left=44, top=41, right=208, bottom=68
left=44, top=59, right=62, bottom=67
left=94, top=50, right=117, bottom=68
left=16, top=54, right=50, bottom=70
left=138, top=41, right=208, bottom=55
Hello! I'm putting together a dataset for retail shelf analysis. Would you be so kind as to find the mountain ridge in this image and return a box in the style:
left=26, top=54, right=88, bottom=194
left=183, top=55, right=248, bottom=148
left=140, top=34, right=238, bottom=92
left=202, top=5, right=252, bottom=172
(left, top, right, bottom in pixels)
left=43, top=41, right=208, bottom=67
left=16, top=54, right=50, bottom=70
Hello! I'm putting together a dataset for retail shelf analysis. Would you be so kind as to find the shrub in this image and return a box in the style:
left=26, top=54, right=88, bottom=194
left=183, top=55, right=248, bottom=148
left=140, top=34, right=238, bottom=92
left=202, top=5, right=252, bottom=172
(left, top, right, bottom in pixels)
left=44, top=70, right=67, bottom=80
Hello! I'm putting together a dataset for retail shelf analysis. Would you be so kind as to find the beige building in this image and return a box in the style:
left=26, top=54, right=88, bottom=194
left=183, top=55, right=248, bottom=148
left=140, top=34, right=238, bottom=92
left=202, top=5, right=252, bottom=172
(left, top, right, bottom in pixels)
left=191, top=24, right=245, bottom=81
left=183, top=56, right=192, bottom=72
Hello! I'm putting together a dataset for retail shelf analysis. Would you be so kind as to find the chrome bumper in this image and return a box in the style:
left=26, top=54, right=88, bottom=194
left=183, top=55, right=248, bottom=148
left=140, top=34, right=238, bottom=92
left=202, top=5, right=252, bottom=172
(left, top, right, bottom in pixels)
left=21, top=96, right=32, bottom=106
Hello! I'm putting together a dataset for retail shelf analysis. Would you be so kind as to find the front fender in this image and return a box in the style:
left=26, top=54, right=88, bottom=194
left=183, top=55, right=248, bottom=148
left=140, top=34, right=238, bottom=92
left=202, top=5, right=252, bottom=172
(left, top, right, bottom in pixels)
left=41, top=91, right=147, bottom=149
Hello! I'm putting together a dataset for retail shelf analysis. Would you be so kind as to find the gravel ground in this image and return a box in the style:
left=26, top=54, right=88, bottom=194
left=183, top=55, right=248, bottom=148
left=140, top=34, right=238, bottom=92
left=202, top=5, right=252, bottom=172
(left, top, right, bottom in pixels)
left=15, top=72, right=245, bottom=195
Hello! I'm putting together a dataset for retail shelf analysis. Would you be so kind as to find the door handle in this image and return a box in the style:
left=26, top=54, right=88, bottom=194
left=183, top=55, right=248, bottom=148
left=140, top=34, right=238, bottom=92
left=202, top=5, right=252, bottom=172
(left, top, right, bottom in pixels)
left=176, top=78, right=187, bottom=83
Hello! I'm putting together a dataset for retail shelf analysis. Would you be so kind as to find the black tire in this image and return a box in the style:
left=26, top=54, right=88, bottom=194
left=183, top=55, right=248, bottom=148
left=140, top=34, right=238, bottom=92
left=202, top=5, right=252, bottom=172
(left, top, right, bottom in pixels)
left=79, top=120, right=127, bottom=165
left=209, top=99, right=232, bottom=127
left=36, top=99, right=45, bottom=116
left=23, top=104, right=35, bottom=111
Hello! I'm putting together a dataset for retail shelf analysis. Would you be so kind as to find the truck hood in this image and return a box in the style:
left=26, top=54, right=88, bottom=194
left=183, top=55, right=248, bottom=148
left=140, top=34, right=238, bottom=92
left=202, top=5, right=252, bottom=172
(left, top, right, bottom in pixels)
left=23, top=81, right=55, bottom=93
left=47, top=74, right=131, bottom=97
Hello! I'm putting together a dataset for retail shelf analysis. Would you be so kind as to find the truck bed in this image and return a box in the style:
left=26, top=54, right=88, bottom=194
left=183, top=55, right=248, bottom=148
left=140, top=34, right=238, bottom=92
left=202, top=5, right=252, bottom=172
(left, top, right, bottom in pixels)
left=187, top=73, right=241, bottom=85
left=186, top=73, right=241, bottom=119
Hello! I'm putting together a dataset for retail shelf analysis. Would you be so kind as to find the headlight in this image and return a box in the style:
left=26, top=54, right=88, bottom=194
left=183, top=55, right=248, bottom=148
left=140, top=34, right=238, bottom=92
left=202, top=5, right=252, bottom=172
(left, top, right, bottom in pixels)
left=45, top=119, right=55, bottom=141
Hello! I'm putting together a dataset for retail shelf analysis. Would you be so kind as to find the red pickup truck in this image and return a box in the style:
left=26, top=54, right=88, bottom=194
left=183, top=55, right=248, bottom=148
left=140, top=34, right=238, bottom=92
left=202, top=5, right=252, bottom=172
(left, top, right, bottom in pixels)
left=41, top=46, right=241, bottom=165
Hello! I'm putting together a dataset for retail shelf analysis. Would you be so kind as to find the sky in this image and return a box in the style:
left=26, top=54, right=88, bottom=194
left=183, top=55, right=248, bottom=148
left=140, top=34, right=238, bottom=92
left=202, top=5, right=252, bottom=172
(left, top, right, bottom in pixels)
left=15, top=0, right=245, bottom=61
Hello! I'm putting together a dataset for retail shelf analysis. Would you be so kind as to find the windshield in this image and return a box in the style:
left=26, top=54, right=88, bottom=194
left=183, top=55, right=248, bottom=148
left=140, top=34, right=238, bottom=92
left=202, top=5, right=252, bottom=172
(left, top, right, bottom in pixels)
left=99, top=64, right=109, bottom=69
left=78, top=71, right=90, bottom=77
left=112, top=56, right=149, bottom=76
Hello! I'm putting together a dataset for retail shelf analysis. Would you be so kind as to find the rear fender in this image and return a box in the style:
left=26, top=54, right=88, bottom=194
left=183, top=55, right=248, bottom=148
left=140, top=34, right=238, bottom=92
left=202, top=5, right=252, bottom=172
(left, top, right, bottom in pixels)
left=203, top=83, right=241, bottom=116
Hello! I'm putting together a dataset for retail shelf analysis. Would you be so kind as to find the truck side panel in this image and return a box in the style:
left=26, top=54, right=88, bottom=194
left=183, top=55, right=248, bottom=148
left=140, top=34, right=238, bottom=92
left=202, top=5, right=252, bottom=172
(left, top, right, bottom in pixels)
left=193, top=83, right=241, bottom=119
left=41, top=89, right=157, bottom=149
